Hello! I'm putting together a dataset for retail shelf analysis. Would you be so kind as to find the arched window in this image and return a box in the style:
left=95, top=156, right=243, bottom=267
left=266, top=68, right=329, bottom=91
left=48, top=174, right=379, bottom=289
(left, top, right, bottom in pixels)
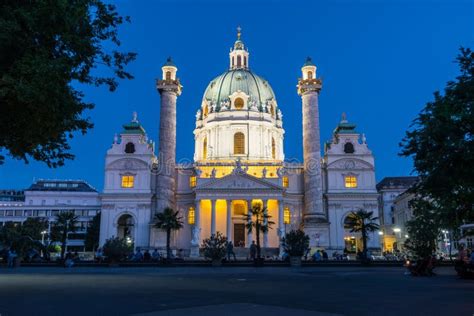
left=234, top=97, right=244, bottom=110
left=234, top=132, right=245, bottom=154
left=165, top=71, right=171, bottom=80
left=232, top=57, right=234, bottom=67
left=344, top=142, right=355, bottom=154
left=244, top=56, right=247, bottom=67
left=307, top=71, right=313, bottom=80
left=237, top=55, right=242, bottom=68
left=270, top=105, right=275, bottom=117
left=271, top=138, right=276, bottom=159
left=203, top=137, right=208, bottom=158
left=203, top=105, right=209, bottom=117
left=125, top=142, right=135, bottom=154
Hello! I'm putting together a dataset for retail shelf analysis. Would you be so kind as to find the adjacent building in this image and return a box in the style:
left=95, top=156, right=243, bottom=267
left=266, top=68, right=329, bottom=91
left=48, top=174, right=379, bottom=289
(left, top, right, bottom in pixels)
left=0, top=180, right=100, bottom=252
left=376, top=176, right=418, bottom=252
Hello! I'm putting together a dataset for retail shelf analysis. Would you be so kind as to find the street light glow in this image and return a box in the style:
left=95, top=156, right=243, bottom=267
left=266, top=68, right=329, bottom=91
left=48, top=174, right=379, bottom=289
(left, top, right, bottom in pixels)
left=393, top=228, right=401, bottom=233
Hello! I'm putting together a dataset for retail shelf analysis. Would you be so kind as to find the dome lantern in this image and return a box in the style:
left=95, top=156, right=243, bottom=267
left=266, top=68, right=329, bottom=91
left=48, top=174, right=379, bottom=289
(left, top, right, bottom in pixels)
left=229, top=26, right=249, bottom=70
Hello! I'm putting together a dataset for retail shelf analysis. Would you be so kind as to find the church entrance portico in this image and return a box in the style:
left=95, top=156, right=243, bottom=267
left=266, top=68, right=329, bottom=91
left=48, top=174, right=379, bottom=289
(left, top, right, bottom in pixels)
left=188, top=172, right=286, bottom=257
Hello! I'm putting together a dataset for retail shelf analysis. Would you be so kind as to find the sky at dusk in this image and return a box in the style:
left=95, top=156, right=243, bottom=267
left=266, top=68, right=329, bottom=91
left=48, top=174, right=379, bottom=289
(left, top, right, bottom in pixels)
left=1, top=0, right=473, bottom=190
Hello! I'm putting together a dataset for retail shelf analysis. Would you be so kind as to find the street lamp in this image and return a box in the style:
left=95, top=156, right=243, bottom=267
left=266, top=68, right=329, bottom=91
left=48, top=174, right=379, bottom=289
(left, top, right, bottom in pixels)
left=41, top=230, right=47, bottom=245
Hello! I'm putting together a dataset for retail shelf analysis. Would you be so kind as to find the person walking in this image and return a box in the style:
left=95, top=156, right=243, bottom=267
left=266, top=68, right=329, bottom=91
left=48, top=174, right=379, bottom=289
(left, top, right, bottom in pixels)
left=226, top=241, right=237, bottom=261
left=7, top=249, right=17, bottom=268
left=249, top=241, right=257, bottom=260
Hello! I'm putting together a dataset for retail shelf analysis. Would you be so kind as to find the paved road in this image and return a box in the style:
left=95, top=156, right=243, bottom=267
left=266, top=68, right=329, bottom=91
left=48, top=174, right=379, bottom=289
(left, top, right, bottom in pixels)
left=0, top=266, right=472, bottom=316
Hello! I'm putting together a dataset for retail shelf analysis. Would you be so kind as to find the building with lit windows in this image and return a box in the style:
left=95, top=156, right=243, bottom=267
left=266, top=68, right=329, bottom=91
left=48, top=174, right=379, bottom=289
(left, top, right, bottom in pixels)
left=0, top=180, right=100, bottom=252
left=98, top=29, right=381, bottom=257
left=376, top=176, right=418, bottom=252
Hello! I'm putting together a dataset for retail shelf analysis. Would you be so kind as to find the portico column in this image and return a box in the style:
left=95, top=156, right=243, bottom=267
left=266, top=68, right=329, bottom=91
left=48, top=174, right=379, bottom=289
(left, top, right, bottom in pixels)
left=211, top=199, right=216, bottom=236
left=263, top=199, right=269, bottom=248
left=247, top=199, right=253, bottom=247
left=226, top=200, right=232, bottom=242
left=278, top=199, right=284, bottom=250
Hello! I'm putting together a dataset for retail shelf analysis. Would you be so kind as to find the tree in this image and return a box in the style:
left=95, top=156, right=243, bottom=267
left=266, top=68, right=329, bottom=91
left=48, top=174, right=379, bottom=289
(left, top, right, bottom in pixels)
left=102, top=236, right=132, bottom=263
left=344, top=210, right=380, bottom=260
left=282, top=229, right=310, bottom=257
left=0, top=1, right=136, bottom=167
left=21, top=218, right=48, bottom=241
left=0, top=220, right=47, bottom=260
left=201, top=232, right=227, bottom=264
left=243, top=202, right=275, bottom=259
left=404, top=199, right=439, bottom=260
left=400, top=47, right=474, bottom=231
left=51, top=211, right=78, bottom=259
left=84, top=212, right=101, bottom=251
left=153, top=208, right=183, bottom=259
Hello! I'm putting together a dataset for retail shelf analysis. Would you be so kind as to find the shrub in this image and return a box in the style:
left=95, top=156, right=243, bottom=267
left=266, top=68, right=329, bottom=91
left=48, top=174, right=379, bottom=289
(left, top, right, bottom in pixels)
left=282, top=230, right=310, bottom=257
left=201, top=232, right=227, bottom=261
left=102, top=237, right=132, bottom=262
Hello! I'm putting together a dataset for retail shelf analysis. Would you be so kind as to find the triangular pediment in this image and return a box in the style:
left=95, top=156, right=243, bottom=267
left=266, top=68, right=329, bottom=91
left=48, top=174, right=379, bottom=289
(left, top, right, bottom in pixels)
left=197, top=173, right=282, bottom=191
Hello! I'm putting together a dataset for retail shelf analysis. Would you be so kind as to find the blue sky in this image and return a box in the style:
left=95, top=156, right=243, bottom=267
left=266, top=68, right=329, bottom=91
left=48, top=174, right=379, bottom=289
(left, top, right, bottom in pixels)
left=1, top=0, right=473, bottom=190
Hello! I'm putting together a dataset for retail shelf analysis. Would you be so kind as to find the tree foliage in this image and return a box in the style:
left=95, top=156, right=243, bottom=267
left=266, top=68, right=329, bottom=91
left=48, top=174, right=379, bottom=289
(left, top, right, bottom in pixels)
left=84, top=212, right=101, bottom=251
left=400, top=47, right=474, bottom=229
left=154, top=207, right=183, bottom=259
left=0, top=0, right=136, bottom=166
left=51, top=211, right=78, bottom=259
left=344, top=210, right=380, bottom=259
left=201, top=232, right=227, bottom=261
left=102, top=236, right=132, bottom=263
left=243, top=202, right=275, bottom=259
left=0, top=219, right=47, bottom=258
left=404, top=199, right=439, bottom=259
left=282, top=229, right=310, bottom=257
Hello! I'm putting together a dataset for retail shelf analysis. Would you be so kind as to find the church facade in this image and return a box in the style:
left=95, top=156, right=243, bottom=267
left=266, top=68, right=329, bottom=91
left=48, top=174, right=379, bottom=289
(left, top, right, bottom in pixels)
left=99, top=30, right=381, bottom=257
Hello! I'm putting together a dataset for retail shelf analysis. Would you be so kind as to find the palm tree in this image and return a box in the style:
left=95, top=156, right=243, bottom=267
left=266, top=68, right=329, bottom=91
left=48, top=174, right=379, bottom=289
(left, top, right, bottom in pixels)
left=52, top=211, right=79, bottom=260
left=243, top=202, right=275, bottom=259
left=345, top=209, right=380, bottom=261
left=154, top=207, right=183, bottom=259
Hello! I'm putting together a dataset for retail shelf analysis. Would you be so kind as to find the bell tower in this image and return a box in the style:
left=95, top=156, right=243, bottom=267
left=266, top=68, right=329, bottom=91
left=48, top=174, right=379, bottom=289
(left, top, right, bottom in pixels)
left=229, top=26, right=249, bottom=70
left=155, top=57, right=182, bottom=213
left=297, top=57, right=329, bottom=247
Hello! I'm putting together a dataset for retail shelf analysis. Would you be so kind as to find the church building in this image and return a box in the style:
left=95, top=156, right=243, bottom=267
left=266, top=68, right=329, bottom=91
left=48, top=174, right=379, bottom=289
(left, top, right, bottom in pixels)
left=99, top=29, right=381, bottom=257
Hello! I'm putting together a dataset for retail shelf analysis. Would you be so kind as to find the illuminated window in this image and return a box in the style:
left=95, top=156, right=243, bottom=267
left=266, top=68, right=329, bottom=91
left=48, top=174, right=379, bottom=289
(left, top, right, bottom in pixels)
left=272, top=138, right=276, bottom=159
left=234, top=132, right=245, bottom=154
left=189, top=176, right=197, bottom=188
left=203, top=105, right=209, bottom=117
left=282, top=176, right=289, bottom=188
left=165, top=71, right=171, bottom=80
left=203, top=137, right=207, bottom=158
left=234, top=97, right=244, bottom=110
left=121, top=175, right=134, bottom=188
left=345, top=176, right=357, bottom=188
left=307, top=71, right=313, bottom=80
left=284, top=207, right=291, bottom=224
left=188, top=207, right=195, bottom=225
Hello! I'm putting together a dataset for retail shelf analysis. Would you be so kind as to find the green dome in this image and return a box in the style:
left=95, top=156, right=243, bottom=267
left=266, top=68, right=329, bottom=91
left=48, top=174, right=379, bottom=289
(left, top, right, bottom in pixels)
left=203, top=69, right=276, bottom=106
